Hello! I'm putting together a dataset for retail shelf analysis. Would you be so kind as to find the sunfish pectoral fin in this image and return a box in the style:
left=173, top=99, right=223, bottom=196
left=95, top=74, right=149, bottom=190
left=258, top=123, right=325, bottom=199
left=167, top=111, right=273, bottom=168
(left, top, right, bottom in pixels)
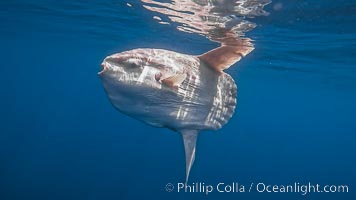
left=161, top=73, right=187, bottom=88
left=198, top=39, right=254, bottom=73
left=181, top=130, right=199, bottom=183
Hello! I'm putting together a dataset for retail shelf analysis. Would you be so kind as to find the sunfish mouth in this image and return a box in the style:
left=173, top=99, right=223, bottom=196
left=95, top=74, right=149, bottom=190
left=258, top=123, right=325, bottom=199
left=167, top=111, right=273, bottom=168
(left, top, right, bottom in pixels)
left=98, top=63, right=107, bottom=75
left=98, top=55, right=122, bottom=76
left=98, top=55, right=129, bottom=77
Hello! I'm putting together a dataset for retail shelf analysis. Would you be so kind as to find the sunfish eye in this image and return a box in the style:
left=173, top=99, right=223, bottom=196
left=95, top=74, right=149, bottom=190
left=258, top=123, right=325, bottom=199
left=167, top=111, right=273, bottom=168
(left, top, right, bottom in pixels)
left=128, top=62, right=140, bottom=68
left=124, top=58, right=142, bottom=68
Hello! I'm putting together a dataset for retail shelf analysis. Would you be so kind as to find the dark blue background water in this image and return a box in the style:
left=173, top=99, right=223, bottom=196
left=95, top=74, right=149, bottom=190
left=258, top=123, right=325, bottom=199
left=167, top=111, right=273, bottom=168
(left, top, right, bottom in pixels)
left=0, top=1, right=355, bottom=199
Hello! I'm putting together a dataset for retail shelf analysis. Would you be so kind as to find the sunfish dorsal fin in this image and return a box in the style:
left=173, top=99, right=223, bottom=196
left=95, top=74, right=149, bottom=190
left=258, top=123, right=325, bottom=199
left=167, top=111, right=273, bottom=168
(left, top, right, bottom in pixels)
left=198, top=43, right=254, bottom=73
left=181, top=130, right=199, bottom=183
left=161, top=73, right=187, bottom=87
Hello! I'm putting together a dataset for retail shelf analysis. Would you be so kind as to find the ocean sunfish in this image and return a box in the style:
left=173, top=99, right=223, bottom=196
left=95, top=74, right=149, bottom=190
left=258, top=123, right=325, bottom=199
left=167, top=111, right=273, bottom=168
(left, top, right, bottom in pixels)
left=99, top=44, right=253, bottom=181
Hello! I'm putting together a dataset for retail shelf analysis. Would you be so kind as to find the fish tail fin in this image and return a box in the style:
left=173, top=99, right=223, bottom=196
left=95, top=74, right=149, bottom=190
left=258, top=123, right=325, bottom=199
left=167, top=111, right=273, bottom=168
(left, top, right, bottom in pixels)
left=181, top=130, right=199, bottom=183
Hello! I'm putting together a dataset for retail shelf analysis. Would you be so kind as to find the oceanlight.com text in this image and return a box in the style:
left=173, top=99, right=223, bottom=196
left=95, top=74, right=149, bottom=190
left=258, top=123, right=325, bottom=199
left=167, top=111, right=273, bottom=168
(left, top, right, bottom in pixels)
left=164, top=182, right=349, bottom=196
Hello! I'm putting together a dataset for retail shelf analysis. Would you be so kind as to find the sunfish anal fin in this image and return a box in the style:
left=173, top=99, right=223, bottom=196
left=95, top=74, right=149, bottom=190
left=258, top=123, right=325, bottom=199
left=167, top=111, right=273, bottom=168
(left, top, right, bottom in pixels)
left=161, top=73, right=187, bottom=88
left=181, top=130, right=199, bottom=183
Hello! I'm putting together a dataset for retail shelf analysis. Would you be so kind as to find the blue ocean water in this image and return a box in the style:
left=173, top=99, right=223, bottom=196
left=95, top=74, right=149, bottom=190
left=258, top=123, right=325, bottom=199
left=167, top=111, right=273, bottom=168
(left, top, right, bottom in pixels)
left=0, top=0, right=355, bottom=200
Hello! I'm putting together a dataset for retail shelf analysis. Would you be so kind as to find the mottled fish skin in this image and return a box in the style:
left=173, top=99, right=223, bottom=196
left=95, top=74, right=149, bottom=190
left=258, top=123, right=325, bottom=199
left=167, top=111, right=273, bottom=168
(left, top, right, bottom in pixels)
left=99, top=48, right=237, bottom=132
